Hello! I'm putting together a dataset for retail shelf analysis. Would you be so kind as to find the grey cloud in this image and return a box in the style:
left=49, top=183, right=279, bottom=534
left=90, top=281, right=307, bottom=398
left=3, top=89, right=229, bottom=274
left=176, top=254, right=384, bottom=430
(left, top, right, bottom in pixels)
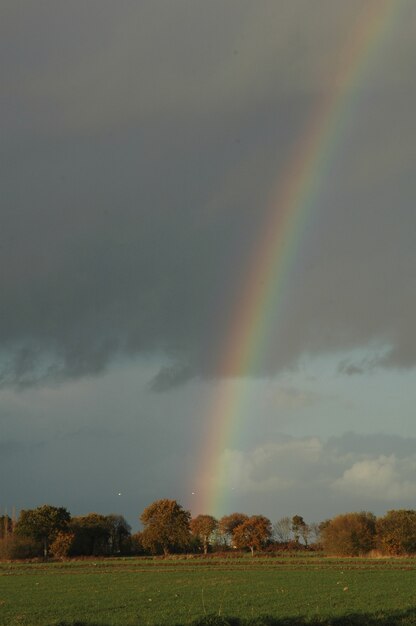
left=1, top=1, right=416, bottom=388
left=326, top=432, right=416, bottom=460
left=1, top=1, right=377, bottom=133
left=0, top=380, right=203, bottom=524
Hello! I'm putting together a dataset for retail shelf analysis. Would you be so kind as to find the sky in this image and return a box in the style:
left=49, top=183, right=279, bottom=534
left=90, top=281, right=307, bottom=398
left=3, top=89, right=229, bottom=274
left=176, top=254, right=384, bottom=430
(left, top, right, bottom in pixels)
left=1, top=0, right=416, bottom=531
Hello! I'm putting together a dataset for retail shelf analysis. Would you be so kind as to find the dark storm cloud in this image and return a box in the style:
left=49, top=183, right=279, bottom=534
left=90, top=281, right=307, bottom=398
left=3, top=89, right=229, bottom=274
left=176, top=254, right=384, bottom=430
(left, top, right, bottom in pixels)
left=1, top=1, right=416, bottom=389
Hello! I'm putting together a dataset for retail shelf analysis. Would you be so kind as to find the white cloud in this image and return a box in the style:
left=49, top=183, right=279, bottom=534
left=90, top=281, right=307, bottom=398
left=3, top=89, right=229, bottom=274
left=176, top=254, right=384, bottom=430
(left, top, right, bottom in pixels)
left=215, top=434, right=416, bottom=512
left=219, top=437, right=323, bottom=493
left=333, top=455, right=416, bottom=501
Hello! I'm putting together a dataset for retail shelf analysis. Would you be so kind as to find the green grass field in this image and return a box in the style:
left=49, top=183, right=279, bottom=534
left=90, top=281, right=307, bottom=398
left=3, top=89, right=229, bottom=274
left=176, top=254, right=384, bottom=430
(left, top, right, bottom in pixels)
left=1, top=555, right=416, bottom=626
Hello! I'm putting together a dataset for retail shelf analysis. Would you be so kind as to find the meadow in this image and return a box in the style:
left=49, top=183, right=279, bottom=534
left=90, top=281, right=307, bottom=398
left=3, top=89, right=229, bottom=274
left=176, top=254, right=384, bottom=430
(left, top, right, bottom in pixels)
left=1, top=554, right=416, bottom=626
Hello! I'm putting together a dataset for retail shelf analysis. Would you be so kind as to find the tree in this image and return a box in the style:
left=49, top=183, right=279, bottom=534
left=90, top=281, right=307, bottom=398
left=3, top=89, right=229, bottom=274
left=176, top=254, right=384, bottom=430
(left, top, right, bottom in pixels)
left=319, top=519, right=331, bottom=536
left=218, top=513, right=248, bottom=546
left=377, top=510, right=416, bottom=555
left=291, top=515, right=306, bottom=544
left=0, top=535, right=41, bottom=559
left=129, top=531, right=147, bottom=555
left=273, top=516, right=291, bottom=543
left=299, top=521, right=311, bottom=547
left=50, top=531, right=76, bottom=559
left=15, top=505, right=71, bottom=557
left=140, top=499, right=191, bottom=555
left=190, top=515, right=218, bottom=554
left=70, top=513, right=112, bottom=556
left=106, top=514, right=131, bottom=554
left=232, top=515, right=272, bottom=556
left=321, top=511, right=376, bottom=556
left=308, top=522, right=322, bottom=545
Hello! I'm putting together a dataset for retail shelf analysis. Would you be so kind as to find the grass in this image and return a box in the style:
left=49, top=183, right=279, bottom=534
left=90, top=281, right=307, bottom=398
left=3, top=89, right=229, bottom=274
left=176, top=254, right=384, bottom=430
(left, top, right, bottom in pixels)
left=1, top=555, right=416, bottom=625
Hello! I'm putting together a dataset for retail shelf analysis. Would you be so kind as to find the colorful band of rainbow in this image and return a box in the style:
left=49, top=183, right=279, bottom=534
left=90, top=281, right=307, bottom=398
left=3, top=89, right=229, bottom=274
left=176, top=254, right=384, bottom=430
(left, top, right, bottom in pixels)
left=195, top=0, right=403, bottom=517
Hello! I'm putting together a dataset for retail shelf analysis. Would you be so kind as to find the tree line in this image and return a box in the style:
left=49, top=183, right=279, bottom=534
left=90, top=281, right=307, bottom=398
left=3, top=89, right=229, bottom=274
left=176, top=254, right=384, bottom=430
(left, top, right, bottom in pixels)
left=0, top=508, right=131, bottom=559
left=2, top=500, right=416, bottom=559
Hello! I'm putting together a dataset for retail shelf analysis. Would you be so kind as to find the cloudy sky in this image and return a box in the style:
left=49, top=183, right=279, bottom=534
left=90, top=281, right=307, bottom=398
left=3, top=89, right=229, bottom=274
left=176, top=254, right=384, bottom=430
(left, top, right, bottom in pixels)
left=1, top=0, right=416, bottom=530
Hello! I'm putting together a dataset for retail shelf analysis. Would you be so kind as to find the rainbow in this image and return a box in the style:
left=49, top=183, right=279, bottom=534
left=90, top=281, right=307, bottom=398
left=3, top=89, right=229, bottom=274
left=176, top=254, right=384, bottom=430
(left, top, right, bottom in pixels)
left=194, top=0, right=403, bottom=517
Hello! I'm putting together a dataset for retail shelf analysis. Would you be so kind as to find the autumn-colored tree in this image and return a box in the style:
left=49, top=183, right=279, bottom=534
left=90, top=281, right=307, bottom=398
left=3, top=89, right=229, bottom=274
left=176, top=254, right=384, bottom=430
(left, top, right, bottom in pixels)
left=232, top=515, right=272, bottom=556
left=140, top=499, right=191, bottom=555
left=49, top=531, right=76, bottom=559
left=319, top=519, right=331, bottom=535
left=377, top=510, right=416, bottom=555
left=218, top=513, right=249, bottom=545
left=190, top=515, right=218, bottom=554
left=15, top=505, right=71, bottom=557
left=321, top=511, right=376, bottom=556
